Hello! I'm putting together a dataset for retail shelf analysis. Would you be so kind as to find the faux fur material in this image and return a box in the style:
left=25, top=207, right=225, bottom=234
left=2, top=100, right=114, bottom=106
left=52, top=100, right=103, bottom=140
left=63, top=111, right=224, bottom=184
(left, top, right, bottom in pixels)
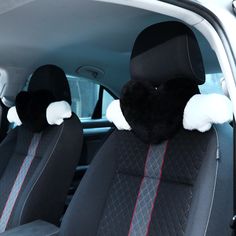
left=46, top=101, right=72, bottom=125
left=29, top=64, right=72, bottom=104
left=183, top=94, right=233, bottom=132
left=15, top=90, right=55, bottom=132
left=106, top=100, right=131, bottom=130
left=120, top=78, right=199, bottom=144
left=8, top=100, right=72, bottom=128
left=7, top=106, right=22, bottom=126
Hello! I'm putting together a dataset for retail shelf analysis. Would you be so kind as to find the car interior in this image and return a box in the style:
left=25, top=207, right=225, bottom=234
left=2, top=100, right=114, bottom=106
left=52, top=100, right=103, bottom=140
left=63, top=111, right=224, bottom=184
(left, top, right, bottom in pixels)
left=0, top=0, right=234, bottom=236
left=0, top=64, right=83, bottom=233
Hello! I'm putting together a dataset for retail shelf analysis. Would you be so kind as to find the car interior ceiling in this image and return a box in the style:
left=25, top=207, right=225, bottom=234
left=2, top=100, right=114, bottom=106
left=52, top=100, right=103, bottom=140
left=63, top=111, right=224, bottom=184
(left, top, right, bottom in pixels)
left=0, top=0, right=233, bottom=235
left=0, top=0, right=221, bottom=100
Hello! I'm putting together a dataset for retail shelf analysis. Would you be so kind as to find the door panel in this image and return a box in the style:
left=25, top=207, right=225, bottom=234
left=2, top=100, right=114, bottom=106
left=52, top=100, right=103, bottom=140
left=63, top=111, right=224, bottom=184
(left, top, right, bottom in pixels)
left=81, top=126, right=114, bottom=165
left=67, top=119, right=115, bottom=200
left=81, top=118, right=115, bottom=165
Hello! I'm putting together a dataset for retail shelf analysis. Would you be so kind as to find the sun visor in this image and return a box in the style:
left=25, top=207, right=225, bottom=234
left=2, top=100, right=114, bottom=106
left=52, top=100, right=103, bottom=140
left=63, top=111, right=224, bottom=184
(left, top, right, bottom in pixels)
left=0, top=67, right=28, bottom=107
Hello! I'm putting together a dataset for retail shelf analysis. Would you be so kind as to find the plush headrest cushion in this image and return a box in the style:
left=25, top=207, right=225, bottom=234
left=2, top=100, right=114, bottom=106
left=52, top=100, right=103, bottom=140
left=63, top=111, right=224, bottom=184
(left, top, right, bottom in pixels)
left=120, top=78, right=199, bottom=144
left=12, top=65, right=72, bottom=133
left=130, top=21, right=205, bottom=85
left=8, top=100, right=72, bottom=131
left=15, top=90, right=55, bottom=132
left=183, top=93, right=233, bottom=132
left=28, top=64, right=71, bottom=104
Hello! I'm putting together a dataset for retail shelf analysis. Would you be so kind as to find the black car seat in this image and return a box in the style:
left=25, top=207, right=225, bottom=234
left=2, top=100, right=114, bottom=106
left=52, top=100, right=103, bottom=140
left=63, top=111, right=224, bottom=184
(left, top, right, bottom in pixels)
left=0, top=65, right=83, bottom=232
left=59, top=22, right=233, bottom=236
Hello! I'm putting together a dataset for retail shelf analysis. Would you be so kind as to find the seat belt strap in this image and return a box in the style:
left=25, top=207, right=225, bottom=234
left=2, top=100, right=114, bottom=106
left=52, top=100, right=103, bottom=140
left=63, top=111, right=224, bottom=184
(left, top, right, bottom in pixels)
left=0, top=133, right=41, bottom=233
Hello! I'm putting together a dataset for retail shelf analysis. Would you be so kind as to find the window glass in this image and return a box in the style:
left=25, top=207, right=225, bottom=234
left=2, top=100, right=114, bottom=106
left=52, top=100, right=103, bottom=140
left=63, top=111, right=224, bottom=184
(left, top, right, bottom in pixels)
left=102, top=90, right=114, bottom=117
left=67, top=76, right=114, bottom=118
left=199, top=73, right=224, bottom=94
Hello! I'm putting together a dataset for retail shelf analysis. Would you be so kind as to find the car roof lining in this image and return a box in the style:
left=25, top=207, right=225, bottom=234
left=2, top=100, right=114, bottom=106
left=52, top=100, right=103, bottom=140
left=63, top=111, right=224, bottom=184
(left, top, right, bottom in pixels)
left=0, top=0, right=221, bottom=102
left=0, top=0, right=36, bottom=16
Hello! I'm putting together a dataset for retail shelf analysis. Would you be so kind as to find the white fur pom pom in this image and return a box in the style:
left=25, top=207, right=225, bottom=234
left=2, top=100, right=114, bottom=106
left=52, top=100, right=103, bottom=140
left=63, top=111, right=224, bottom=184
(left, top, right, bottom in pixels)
left=106, top=100, right=131, bottom=130
left=46, top=101, right=72, bottom=125
left=7, top=106, right=22, bottom=126
left=183, top=94, right=233, bottom=132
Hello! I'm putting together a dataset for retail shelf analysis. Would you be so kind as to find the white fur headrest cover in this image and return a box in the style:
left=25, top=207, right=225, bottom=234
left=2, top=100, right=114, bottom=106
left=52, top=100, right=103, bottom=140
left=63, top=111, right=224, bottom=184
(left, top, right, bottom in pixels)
left=7, top=106, right=22, bottom=126
left=106, top=100, right=131, bottom=130
left=7, top=101, right=72, bottom=127
left=46, top=101, right=72, bottom=125
left=183, top=93, right=233, bottom=132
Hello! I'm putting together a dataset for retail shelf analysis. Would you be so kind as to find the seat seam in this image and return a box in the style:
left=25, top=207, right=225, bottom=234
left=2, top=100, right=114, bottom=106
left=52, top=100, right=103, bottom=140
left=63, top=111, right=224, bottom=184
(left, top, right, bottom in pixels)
left=117, top=172, right=194, bottom=186
left=203, top=126, right=219, bottom=236
left=45, top=229, right=60, bottom=236
left=146, top=141, right=169, bottom=236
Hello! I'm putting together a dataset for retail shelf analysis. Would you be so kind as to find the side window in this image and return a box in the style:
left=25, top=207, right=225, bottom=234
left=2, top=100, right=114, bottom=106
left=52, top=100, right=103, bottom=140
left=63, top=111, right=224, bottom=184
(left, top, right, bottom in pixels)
left=67, top=76, right=114, bottom=119
left=102, top=90, right=114, bottom=116
left=199, top=73, right=223, bottom=94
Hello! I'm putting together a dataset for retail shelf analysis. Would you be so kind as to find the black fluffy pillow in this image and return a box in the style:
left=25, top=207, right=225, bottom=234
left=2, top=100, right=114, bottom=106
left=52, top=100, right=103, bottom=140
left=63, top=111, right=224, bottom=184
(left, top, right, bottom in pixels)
left=120, top=78, right=199, bottom=144
left=15, top=90, right=55, bottom=132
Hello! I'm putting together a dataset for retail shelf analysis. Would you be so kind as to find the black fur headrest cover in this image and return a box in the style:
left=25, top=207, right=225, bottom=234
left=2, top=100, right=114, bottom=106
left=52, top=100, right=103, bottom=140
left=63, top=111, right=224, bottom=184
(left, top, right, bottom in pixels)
left=29, top=64, right=71, bottom=104
left=120, top=78, right=199, bottom=144
left=15, top=65, right=70, bottom=132
left=120, top=22, right=204, bottom=143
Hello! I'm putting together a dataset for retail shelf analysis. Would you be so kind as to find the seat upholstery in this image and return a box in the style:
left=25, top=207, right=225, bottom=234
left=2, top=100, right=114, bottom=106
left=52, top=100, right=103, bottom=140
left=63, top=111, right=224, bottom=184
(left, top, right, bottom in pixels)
left=59, top=22, right=233, bottom=236
left=0, top=65, right=83, bottom=232
left=60, top=125, right=232, bottom=236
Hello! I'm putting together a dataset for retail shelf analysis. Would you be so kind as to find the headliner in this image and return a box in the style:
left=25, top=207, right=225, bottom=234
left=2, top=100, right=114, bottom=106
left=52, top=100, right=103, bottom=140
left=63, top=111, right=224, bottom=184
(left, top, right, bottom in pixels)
left=0, top=0, right=220, bottom=95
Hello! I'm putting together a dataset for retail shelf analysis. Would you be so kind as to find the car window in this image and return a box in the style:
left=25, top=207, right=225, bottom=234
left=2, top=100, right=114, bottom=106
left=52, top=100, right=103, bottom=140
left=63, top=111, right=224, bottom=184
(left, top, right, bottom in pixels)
left=102, top=89, right=114, bottom=116
left=67, top=76, right=114, bottom=119
left=199, top=73, right=223, bottom=94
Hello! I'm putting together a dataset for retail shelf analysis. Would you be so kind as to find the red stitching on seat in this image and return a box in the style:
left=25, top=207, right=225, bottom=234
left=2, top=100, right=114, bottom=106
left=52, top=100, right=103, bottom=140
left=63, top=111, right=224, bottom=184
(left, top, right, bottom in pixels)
left=146, top=141, right=169, bottom=236
left=0, top=135, right=41, bottom=232
left=128, top=145, right=152, bottom=236
left=0, top=157, right=27, bottom=220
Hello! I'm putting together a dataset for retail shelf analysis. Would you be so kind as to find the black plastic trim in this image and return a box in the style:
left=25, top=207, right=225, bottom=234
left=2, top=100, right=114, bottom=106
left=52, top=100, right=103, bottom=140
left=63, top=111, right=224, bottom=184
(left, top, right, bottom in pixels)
left=82, top=119, right=114, bottom=129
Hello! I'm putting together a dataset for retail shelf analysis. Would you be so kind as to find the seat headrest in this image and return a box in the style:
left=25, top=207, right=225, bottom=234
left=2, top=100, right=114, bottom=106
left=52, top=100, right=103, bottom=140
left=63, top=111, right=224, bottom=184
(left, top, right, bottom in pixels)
left=8, top=65, right=72, bottom=133
left=130, top=21, right=205, bottom=85
left=28, top=64, right=71, bottom=104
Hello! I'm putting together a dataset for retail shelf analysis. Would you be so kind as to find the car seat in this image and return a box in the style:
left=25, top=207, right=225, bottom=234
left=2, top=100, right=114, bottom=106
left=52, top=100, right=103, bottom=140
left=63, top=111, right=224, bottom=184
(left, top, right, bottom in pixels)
left=0, top=65, right=83, bottom=232
left=59, top=22, right=233, bottom=236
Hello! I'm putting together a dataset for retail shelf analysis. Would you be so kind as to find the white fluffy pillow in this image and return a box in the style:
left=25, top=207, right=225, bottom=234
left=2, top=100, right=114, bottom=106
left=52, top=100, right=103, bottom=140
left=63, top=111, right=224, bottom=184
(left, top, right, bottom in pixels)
left=46, top=101, right=72, bottom=125
left=7, top=106, right=22, bottom=126
left=183, top=93, right=233, bottom=132
left=106, top=100, right=131, bottom=130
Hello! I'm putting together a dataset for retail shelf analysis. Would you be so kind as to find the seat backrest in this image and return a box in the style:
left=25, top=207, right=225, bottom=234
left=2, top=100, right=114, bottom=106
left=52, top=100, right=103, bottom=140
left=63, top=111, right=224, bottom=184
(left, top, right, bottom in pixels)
left=59, top=22, right=233, bottom=236
left=0, top=65, right=83, bottom=232
left=60, top=125, right=232, bottom=236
